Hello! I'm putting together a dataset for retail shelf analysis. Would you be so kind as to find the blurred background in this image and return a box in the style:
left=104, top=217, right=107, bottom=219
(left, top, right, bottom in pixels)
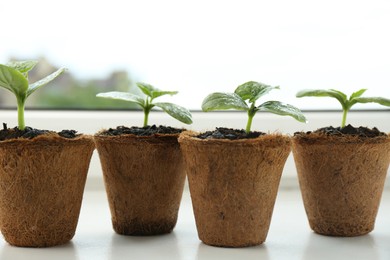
left=1, top=0, right=389, bottom=111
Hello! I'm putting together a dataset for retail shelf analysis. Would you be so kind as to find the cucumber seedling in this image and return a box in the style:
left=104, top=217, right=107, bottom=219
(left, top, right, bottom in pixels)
left=97, top=82, right=192, bottom=126
left=296, top=89, right=390, bottom=127
left=0, top=60, right=66, bottom=130
left=202, top=81, right=307, bottom=133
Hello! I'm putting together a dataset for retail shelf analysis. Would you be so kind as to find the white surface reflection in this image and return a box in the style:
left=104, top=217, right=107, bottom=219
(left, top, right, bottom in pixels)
left=302, top=234, right=380, bottom=260
left=0, top=242, right=79, bottom=260
left=196, top=243, right=270, bottom=260
left=109, top=233, right=183, bottom=260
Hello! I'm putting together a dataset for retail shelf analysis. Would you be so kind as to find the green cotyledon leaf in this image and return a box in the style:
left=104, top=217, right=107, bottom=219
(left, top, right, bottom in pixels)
left=352, top=96, right=390, bottom=107
left=296, top=89, right=348, bottom=109
left=96, top=91, right=145, bottom=107
left=202, top=92, right=248, bottom=112
left=258, top=101, right=307, bottom=123
left=0, top=64, right=29, bottom=98
left=154, top=102, right=193, bottom=124
left=27, top=68, right=66, bottom=97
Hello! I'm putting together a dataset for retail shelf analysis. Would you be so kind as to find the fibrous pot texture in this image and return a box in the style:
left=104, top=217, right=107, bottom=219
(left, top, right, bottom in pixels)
left=292, top=133, right=390, bottom=236
left=179, top=131, right=291, bottom=247
left=0, top=134, right=95, bottom=247
left=94, top=133, right=186, bottom=235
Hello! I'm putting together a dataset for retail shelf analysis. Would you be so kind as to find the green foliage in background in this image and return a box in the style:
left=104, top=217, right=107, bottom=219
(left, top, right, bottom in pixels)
left=0, top=58, right=140, bottom=110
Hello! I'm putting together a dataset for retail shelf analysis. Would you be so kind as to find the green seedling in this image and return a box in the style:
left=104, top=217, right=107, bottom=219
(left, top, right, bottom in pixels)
left=0, top=60, right=66, bottom=130
left=97, top=82, right=192, bottom=126
left=296, top=89, right=390, bottom=127
left=202, top=81, right=307, bottom=133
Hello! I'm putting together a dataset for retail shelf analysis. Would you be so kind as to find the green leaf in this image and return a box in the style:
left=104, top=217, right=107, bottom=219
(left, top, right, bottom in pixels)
left=296, top=89, right=348, bottom=109
left=329, top=89, right=348, bottom=100
left=27, top=68, right=66, bottom=97
left=352, top=97, right=390, bottom=107
left=150, top=90, right=178, bottom=99
left=0, top=64, right=29, bottom=97
left=96, top=91, right=145, bottom=107
left=201, top=92, right=249, bottom=112
left=154, top=102, right=193, bottom=124
left=350, top=89, right=367, bottom=99
left=136, top=82, right=178, bottom=99
left=6, top=60, right=38, bottom=75
left=258, top=101, right=307, bottom=123
left=137, top=82, right=155, bottom=97
left=235, top=81, right=280, bottom=103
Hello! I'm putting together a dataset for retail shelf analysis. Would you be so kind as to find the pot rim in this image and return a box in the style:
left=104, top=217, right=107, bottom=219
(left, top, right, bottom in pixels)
left=178, top=130, right=291, bottom=147
left=0, top=133, right=94, bottom=147
left=292, top=132, right=390, bottom=145
left=94, top=132, right=180, bottom=145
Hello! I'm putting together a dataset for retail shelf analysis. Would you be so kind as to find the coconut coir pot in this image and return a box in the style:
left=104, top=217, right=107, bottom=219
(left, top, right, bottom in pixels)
left=292, top=133, right=390, bottom=236
left=179, top=131, right=291, bottom=247
left=0, top=134, right=95, bottom=247
left=94, top=132, right=186, bottom=235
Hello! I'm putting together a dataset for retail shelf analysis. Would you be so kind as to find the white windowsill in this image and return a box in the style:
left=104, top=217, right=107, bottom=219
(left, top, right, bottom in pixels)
left=1, top=109, right=389, bottom=190
left=1, top=189, right=390, bottom=259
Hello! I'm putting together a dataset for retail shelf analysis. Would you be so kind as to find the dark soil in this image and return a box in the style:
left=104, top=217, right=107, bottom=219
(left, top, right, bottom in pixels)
left=196, top=127, right=266, bottom=140
left=57, top=129, right=79, bottom=139
left=0, top=123, right=79, bottom=141
left=99, top=125, right=184, bottom=136
left=295, top=124, right=386, bottom=138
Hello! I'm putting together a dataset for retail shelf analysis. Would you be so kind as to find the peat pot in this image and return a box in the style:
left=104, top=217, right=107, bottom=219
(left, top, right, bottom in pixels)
left=0, top=134, right=95, bottom=247
left=292, top=133, right=390, bottom=236
left=179, top=131, right=291, bottom=247
left=94, top=132, right=186, bottom=235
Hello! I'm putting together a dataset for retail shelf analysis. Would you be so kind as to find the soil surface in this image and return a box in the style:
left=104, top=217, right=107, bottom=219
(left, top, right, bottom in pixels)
left=196, top=127, right=266, bottom=140
left=0, top=123, right=79, bottom=141
left=99, top=125, right=184, bottom=136
left=295, top=124, right=387, bottom=138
